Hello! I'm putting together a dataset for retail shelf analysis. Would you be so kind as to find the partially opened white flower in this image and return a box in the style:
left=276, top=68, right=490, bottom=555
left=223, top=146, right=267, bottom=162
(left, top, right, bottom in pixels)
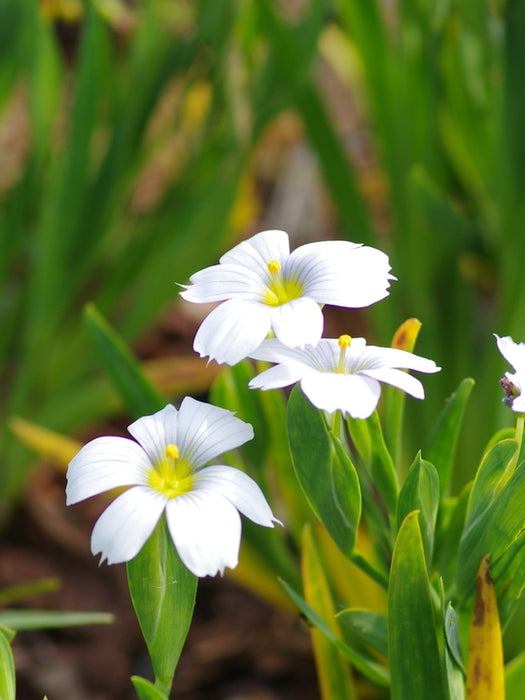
left=494, top=334, right=525, bottom=413
left=66, top=398, right=280, bottom=577
left=249, top=335, right=440, bottom=419
left=180, top=229, right=394, bottom=365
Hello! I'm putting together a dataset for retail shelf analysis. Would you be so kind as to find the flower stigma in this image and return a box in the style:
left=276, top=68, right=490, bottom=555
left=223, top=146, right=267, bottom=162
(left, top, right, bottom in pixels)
left=148, top=443, right=194, bottom=498
left=337, top=334, right=352, bottom=373
left=263, top=260, right=303, bottom=307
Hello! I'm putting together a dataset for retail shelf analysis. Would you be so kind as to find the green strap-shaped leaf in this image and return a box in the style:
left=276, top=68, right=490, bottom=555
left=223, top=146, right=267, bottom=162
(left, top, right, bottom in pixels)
left=397, top=452, right=440, bottom=565
left=388, top=511, right=448, bottom=700
left=424, top=378, right=475, bottom=496
left=287, top=387, right=361, bottom=554
left=280, top=580, right=390, bottom=687
left=127, top=518, right=197, bottom=695
left=336, top=608, right=388, bottom=659
left=0, top=611, right=113, bottom=631
left=131, top=676, right=170, bottom=700
left=0, top=626, right=15, bottom=700
left=456, top=442, right=523, bottom=597
left=505, top=649, right=525, bottom=700
left=302, top=526, right=358, bottom=700
left=84, top=303, right=166, bottom=419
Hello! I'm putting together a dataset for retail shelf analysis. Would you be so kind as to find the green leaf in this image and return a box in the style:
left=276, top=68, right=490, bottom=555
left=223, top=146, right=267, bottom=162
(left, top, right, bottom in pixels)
left=0, top=626, right=15, bottom=700
left=336, top=608, right=388, bottom=658
left=287, top=387, right=361, bottom=554
left=0, top=610, right=113, bottom=631
left=456, top=441, right=523, bottom=598
left=388, top=511, right=448, bottom=700
left=424, top=378, right=475, bottom=496
left=131, top=676, right=170, bottom=700
left=302, top=526, right=358, bottom=700
left=127, top=518, right=197, bottom=695
left=444, top=602, right=465, bottom=673
left=397, top=452, right=440, bottom=565
left=84, top=303, right=166, bottom=419
left=505, top=649, right=525, bottom=700
left=280, top=580, right=390, bottom=687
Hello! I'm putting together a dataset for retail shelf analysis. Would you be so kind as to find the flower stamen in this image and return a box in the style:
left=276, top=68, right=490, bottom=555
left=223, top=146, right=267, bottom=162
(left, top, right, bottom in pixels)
left=337, top=334, right=352, bottom=373
left=149, top=444, right=194, bottom=499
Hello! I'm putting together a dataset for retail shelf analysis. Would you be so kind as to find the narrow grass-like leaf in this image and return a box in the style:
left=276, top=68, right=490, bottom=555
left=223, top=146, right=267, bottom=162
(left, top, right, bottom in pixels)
left=9, top=417, right=82, bottom=471
left=336, top=608, right=388, bottom=658
left=302, top=526, right=357, bottom=700
left=131, top=676, right=169, bottom=700
left=0, top=611, right=113, bottom=631
left=127, top=518, right=197, bottom=695
left=280, top=580, right=390, bottom=687
left=505, top=649, right=525, bottom=700
left=0, top=626, right=15, bottom=700
left=287, top=387, right=361, bottom=554
left=84, top=303, right=166, bottom=418
left=388, top=511, right=448, bottom=700
left=465, top=556, right=505, bottom=699
left=424, top=378, right=475, bottom=496
left=397, top=452, right=439, bottom=565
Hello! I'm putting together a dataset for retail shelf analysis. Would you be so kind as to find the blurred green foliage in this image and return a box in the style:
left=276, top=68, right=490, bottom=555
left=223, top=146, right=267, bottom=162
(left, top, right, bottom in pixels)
left=2, top=0, right=525, bottom=509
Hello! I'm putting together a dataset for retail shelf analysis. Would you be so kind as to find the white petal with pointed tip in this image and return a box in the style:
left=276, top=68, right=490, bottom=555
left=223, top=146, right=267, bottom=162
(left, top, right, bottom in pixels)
left=166, top=490, right=241, bottom=577
left=219, top=229, right=290, bottom=274
left=495, top=334, right=525, bottom=374
left=193, top=298, right=273, bottom=365
left=176, top=397, right=254, bottom=468
left=195, top=465, right=280, bottom=526
left=248, top=363, right=305, bottom=390
left=91, top=487, right=166, bottom=564
left=363, top=367, right=425, bottom=399
left=180, top=263, right=266, bottom=303
left=66, top=436, right=150, bottom=505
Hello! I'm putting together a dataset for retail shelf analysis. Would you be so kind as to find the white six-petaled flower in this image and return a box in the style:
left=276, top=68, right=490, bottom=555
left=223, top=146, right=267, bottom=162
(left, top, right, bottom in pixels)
left=494, top=334, right=525, bottom=413
left=66, top=398, right=280, bottom=577
left=180, top=229, right=394, bottom=366
left=248, top=335, right=440, bottom=419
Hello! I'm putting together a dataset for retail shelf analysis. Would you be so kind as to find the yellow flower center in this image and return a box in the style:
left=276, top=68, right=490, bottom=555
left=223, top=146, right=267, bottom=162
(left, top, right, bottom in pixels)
left=148, top=444, right=194, bottom=499
left=263, top=260, right=304, bottom=307
left=337, top=334, right=352, bottom=373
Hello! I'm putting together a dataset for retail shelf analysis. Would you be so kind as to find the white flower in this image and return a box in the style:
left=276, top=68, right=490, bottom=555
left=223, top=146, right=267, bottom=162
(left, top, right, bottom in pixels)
left=494, top=334, right=525, bottom=413
left=66, top=399, right=280, bottom=577
left=180, top=229, right=394, bottom=365
left=249, top=335, right=440, bottom=419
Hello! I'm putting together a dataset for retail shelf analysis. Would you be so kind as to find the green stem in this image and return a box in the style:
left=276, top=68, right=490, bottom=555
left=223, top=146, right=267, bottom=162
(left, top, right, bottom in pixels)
left=349, top=550, right=389, bottom=590
left=330, top=410, right=342, bottom=439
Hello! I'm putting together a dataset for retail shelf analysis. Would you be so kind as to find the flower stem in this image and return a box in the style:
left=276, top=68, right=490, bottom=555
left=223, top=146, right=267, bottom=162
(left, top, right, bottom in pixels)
left=331, top=410, right=342, bottom=439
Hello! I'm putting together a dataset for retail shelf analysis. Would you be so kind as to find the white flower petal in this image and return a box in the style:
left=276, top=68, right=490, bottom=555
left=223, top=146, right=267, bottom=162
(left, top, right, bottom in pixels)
left=271, top=297, right=324, bottom=348
left=66, top=436, right=150, bottom=505
left=127, top=404, right=179, bottom=465
left=362, top=367, right=426, bottom=399
left=494, top=334, right=525, bottom=374
left=176, top=397, right=254, bottom=468
left=195, top=465, right=280, bottom=526
left=359, top=346, right=441, bottom=374
left=300, top=372, right=381, bottom=418
left=249, top=362, right=305, bottom=390
left=288, top=241, right=393, bottom=307
left=91, top=487, right=166, bottom=564
left=219, top=229, right=290, bottom=274
left=166, top=491, right=241, bottom=577
left=180, top=263, right=266, bottom=303
left=193, top=298, right=273, bottom=365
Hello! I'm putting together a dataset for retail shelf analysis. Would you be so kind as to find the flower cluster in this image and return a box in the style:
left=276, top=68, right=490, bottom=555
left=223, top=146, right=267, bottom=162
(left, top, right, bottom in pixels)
left=67, top=229, right=440, bottom=577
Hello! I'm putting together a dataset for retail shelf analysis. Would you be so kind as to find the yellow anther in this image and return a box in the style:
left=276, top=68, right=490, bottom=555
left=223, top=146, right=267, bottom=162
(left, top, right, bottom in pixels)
left=165, top=444, right=180, bottom=460
left=338, top=334, right=352, bottom=349
left=267, top=259, right=281, bottom=274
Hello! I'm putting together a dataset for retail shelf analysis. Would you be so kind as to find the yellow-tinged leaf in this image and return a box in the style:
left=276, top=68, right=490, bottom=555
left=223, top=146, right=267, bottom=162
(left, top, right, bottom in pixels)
left=391, top=318, right=422, bottom=352
left=466, top=555, right=505, bottom=700
left=228, top=543, right=296, bottom=615
left=316, top=524, right=387, bottom=614
left=9, top=417, right=82, bottom=471
left=302, top=525, right=357, bottom=700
